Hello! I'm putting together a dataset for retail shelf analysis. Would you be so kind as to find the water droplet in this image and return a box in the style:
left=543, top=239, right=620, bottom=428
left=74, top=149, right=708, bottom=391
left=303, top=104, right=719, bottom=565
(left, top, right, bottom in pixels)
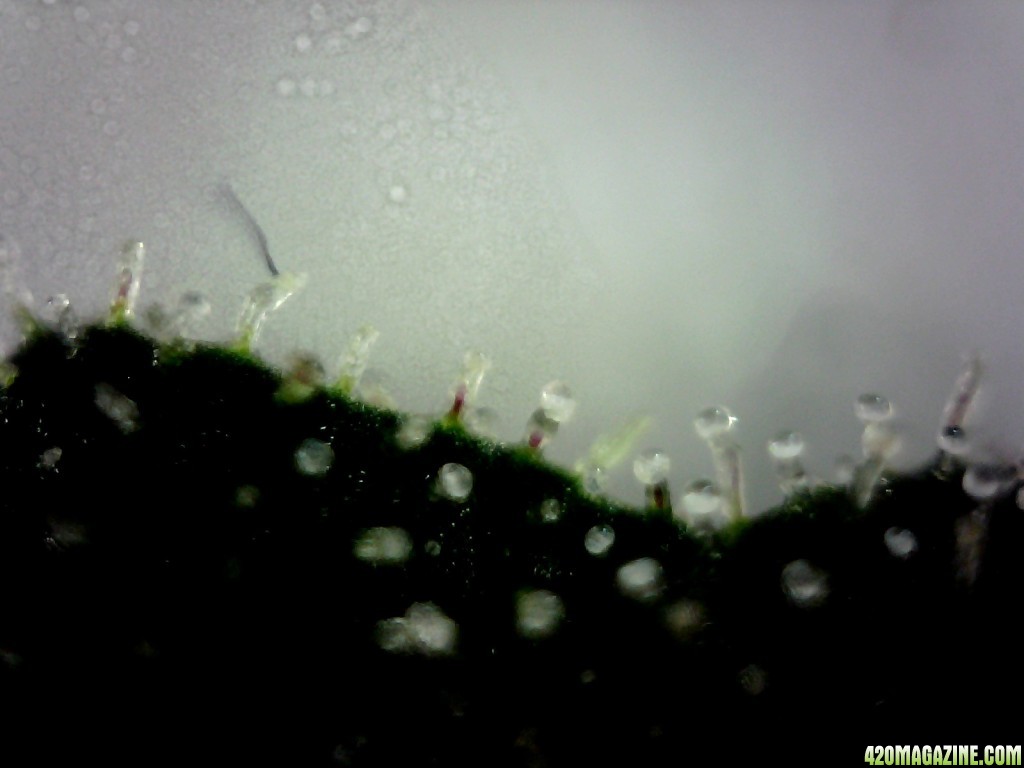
left=633, top=450, right=670, bottom=485
left=538, top=498, right=562, bottom=523
left=438, top=462, right=473, bottom=501
left=294, top=438, right=334, bottom=476
left=767, top=431, right=805, bottom=461
left=94, top=383, right=139, bottom=433
left=396, top=415, right=433, bottom=450
left=540, top=381, right=576, bottom=423
left=344, top=16, right=373, bottom=40
left=516, top=590, right=564, bottom=639
left=855, top=393, right=892, bottom=424
left=694, top=406, right=736, bottom=442
left=937, top=424, right=970, bottom=456
left=678, top=479, right=725, bottom=531
left=584, top=524, right=615, bottom=556
left=781, top=559, right=829, bottom=608
left=295, top=33, right=312, bottom=53
left=387, top=184, right=408, bottom=204
left=962, top=464, right=1015, bottom=500
left=39, top=446, right=62, bottom=470
left=377, top=603, right=457, bottom=656
left=110, top=240, right=144, bottom=321
left=276, top=77, right=296, bottom=97
left=354, top=527, right=413, bottom=565
left=616, top=558, right=664, bottom=602
left=235, top=272, right=306, bottom=351
left=884, top=527, right=918, bottom=559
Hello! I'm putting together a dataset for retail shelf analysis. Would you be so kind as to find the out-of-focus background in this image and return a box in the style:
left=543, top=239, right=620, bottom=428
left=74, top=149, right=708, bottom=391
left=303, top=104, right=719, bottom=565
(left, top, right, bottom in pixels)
left=2, top=0, right=1023, bottom=512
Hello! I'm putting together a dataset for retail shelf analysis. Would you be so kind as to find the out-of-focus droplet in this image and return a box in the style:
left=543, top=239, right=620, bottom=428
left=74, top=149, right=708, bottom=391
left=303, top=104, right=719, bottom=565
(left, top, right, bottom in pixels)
left=575, top=416, right=651, bottom=492
left=344, top=16, right=373, bottom=39
left=295, top=33, right=312, bottom=52
left=739, top=665, right=767, bottom=696
left=540, top=381, right=576, bottom=423
left=294, top=438, right=333, bottom=476
left=855, top=393, right=892, bottom=424
left=277, top=77, right=296, bottom=97
left=516, top=589, right=564, bottom=639
left=377, top=602, right=457, bottom=656
left=45, top=293, right=79, bottom=341
left=962, top=464, right=1014, bottom=500
left=767, top=431, right=804, bottom=461
left=235, top=485, right=260, bottom=508
left=438, top=462, right=473, bottom=501
left=354, top=527, right=413, bottom=565
left=39, top=446, right=62, bottom=470
left=584, top=524, right=615, bottom=556
left=664, top=599, right=705, bottom=640
left=884, top=527, right=918, bottom=559
left=538, top=498, right=562, bottom=523
left=425, top=540, right=442, bottom=557
left=110, top=240, right=144, bottom=322
left=170, top=291, right=211, bottom=339
left=678, top=479, right=727, bottom=532
left=834, top=454, right=856, bottom=485
left=616, top=558, right=664, bottom=602
left=781, top=559, right=828, bottom=608
left=235, top=272, right=306, bottom=352
left=387, top=184, right=408, bottom=204
left=95, top=383, right=139, bottom=433
left=396, top=414, right=433, bottom=449
left=463, top=407, right=499, bottom=440
left=861, top=421, right=900, bottom=459
left=448, top=351, right=490, bottom=420
left=694, top=406, right=736, bottom=442
left=524, top=408, right=558, bottom=450
left=336, top=324, right=380, bottom=394
left=633, top=450, right=670, bottom=485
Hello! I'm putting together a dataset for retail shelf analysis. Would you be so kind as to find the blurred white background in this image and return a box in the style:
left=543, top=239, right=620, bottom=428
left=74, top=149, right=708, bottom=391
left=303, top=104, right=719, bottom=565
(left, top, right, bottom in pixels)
left=2, top=0, right=1023, bottom=511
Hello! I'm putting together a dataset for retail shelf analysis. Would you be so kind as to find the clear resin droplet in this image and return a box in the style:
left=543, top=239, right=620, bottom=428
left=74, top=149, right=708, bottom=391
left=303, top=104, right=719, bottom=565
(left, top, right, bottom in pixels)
left=538, top=498, right=562, bottom=523
left=235, top=272, right=307, bottom=351
left=294, top=438, right=334, bottom=476
left=962, top=464, right=1015, bottom=500
left=94, top=383, right=139, bottom=433
left=516, top=590, right=565, bottom=639
left=781, top=559, right=829, bottom=608
left=353, top=527, right=413, bottom=565
left=678, top=479, right=728, bottom=532
left=616, top=557, right=664, bottom=602
left=694, top=406, right=736, bottom=442
left=584, top=524, right=615, bottom=556
left=45, top=294, right=79, bottom=341
left=854, top=393, right=892, bottom=424
left=336, top=325, right=380, bottom=394
left=110, top=240, right=144, bottom=322
left=633, top=450, right=670, bottom=485
left=438, top=462, right=473, bottom=501
left=884, top=527, right=918, bottom=559
left=767, top=431, right=804, bottom=461
left=539, top=381, right=576, bottom=423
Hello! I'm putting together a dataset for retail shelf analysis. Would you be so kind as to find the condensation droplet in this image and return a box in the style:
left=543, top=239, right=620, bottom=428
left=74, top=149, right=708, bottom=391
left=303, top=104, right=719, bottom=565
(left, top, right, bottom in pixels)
left=387, top=184, right=408, bottom=204
left=540, top=381, right=576, bottom=423
left=633, top=450, right=670, bottom=485
left=294, top=438, right=334, bottom=476
left=354, top=527, right=413, bottom=565
left=694, top=406, right=736, bottom=442
left=516, top=590, right=564, bottom=639
left=616, top=557, right=664, bottom=602
left=437, top=462, right=473, bottom=501
left=584, top=524, right=614, bottom=556
left=94, top=383, right=139, bottom=433
left=781, top=559, right=829, bottom=608
left=855, top=393, right=893, bottom=424
left=884, top=527, right=918, bottom=559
